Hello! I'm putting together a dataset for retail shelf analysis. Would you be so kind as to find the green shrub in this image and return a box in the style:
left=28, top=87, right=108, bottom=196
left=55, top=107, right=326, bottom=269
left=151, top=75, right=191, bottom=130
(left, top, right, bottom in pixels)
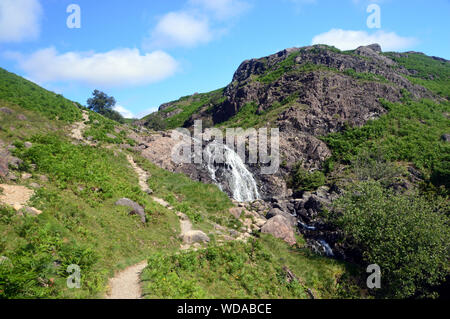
left=290, top=163, right=326, bottom=192
left=328, top=181, right=450, bottom=298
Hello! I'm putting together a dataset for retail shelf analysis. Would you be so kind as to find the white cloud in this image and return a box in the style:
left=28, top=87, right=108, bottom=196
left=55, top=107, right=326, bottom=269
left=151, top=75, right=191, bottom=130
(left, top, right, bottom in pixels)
left=189, top=0, right=250, bottom=20
left=9, top=47, right=179, bottom=87
left=312, top=29, right=418, bottom=51
left=114, top=105, right=135, bottom=118
left=0, top=0, right=42, bottom=43
left=146, top=11, right=213, bottom=49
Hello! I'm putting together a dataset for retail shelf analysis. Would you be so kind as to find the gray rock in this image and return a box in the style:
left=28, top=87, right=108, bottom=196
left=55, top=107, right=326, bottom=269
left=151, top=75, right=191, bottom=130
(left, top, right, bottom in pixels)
left=24, top=142, right=33, bottom=149
left=115, top=198, right=146, bottom=223
left=441, top=134, right=450, bottom=142
left=0, top=107, right=13, bottom=114
left=182, top=230, right=210, bottom=244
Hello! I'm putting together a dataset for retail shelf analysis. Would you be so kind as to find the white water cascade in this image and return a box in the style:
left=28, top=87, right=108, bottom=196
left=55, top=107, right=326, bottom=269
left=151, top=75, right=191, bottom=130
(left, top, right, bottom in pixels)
left=203, top=142, right=260, bottom=202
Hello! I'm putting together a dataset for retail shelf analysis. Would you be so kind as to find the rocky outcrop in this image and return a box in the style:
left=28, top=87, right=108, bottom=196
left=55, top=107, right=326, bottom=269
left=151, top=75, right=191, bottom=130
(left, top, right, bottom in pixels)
left=0, top=140, right=23, bottom=181
left=115, top=198, right=146, bottom=223
left=139, top=44, right=439, bottom=199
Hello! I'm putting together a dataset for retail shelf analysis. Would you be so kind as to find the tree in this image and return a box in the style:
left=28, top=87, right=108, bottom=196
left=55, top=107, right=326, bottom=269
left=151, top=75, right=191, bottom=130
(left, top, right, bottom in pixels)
left=329, top=181, right=450, bottom=298
left=87, top=90, right=124, bottom=123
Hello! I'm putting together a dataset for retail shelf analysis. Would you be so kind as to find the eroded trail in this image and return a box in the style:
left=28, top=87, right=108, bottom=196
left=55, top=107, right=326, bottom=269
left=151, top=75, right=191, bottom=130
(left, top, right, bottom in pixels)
left=105, top=156, right=207, bottom=299
left=105, top=261, right=148, bottom=299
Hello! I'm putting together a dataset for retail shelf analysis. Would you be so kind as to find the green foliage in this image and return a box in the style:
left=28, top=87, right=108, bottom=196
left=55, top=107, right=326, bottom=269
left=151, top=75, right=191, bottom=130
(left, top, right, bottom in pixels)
left=351, top=149, right=405, bottom=186
left=83, top=111, right=130, bottom=145
left=143, top=89, right=225, bottom=130
left=328, top=181, right=450, bottom=298
left=289, top=164, right=326, bottom=192
left=87, top=90, right=124, bottom=123
left=141, top=235, right=361, bottom=299
left=143, top=113, right=167, bottom=131
left=141, top=239, right=310, bottom=299
left=0, top=67, right=81, bottom=122
left=258, top=51, right=302, bottom=83
left=343, top=68, right=388, bottom=83
left=322, top=99, right=450, bottom=188
left=385, top=52, right=450, bottom=99
left=0, top=214, right=99, bottom=298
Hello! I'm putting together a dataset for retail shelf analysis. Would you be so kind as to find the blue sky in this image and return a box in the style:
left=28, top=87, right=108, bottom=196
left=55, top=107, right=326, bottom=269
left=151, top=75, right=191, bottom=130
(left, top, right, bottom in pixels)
left=0, top=0, right=449, bottom=118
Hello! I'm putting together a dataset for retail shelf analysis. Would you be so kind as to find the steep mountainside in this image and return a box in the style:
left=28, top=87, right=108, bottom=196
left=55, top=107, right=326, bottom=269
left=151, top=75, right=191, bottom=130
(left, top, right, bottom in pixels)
left=142, top=44, right=448, bottom=198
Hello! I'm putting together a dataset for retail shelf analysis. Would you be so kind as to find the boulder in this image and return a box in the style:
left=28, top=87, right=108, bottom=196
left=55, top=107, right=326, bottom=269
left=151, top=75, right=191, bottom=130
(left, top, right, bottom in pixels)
left=21, top=173, right=32, bottom=180
left=229, top=207, right=243, bottom=219
left=24, top=142, right=33, bottom=149
left=115, top=198, right=146, bottom=223
left=0, top=107, right=13, bottom=114
left=261, top=215, right=296, bottom=246
left=266, top=208, right=296, bottom=227
left=22, top=207, right=43, bottom=217
left=182, top=230, right=210, bottom=244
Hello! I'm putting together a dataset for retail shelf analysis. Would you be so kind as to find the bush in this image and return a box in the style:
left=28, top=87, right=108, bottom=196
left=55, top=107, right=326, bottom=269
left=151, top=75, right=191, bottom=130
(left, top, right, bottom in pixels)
left=289, top=163, right=326, bottom=192
left=328, top=181, right=450, bottom=298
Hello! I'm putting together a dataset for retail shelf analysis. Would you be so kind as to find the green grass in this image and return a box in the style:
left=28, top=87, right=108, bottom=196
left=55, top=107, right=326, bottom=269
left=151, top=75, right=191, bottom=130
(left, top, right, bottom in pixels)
left=141, top=234, right=363, bottom=299
left=0, top=101, right=233, bottom=298
left=83, top=110, right=135, bottom=145
left=0, top=67, right=81, bottom=123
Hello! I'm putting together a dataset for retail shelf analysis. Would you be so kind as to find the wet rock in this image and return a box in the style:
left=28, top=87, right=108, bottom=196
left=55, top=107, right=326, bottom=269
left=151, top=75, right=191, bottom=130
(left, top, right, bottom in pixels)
left=115, top=198, right=146, bottom=223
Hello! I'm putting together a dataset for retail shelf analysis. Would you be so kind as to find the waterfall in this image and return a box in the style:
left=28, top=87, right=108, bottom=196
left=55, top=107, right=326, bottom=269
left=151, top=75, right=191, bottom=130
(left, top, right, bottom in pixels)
left=203, top=142, right=260, bottom=202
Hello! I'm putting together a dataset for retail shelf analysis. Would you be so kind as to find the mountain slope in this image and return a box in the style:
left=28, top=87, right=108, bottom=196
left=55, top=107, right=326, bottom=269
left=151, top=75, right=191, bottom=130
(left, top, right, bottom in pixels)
left=0, top=67, right=358, bottom=299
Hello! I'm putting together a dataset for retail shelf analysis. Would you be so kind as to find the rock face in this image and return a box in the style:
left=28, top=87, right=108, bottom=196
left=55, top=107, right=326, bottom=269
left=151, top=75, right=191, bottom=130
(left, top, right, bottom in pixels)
left=139, top=44, right=437, bottom=199
left=115, top=198, right=146, bottom=223
left=261, top=215, right=296, bottom=246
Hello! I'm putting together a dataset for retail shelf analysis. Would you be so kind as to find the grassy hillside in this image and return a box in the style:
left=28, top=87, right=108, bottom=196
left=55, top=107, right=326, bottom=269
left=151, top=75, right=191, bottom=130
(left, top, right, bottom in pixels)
left=0, top=70, right=360, bottom=299
left=0, top=68, right=81, bottom=123
left=141, top=235, right=362, bottom=299
left=142, top=88, right=225, bottom=130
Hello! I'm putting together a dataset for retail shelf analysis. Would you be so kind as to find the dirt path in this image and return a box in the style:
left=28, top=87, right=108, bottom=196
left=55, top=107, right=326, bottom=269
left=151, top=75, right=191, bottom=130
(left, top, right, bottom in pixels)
left=126, top=155, right=151, bottom=194
left=105, top=261, right=148, bottom=299
left=0, top=184, right=35, bottom=211
left=70, top=111, right=89, bottom=140
left=70, top=111, right=95, bottom=146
